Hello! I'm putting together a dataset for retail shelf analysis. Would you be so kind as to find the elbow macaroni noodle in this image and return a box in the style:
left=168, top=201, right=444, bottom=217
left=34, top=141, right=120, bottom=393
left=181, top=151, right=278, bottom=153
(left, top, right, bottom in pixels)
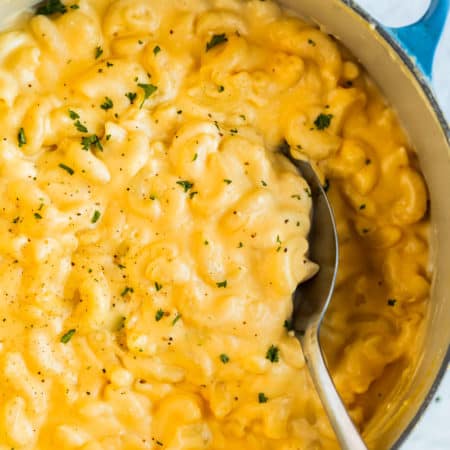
left=0, top=0, right=430, bottom=449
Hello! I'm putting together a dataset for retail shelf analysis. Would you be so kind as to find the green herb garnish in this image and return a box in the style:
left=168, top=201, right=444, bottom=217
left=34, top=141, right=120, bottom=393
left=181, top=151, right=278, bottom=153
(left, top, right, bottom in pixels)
left=220, top=353, right=230, bottom=364
left=154, top=282, right=163, bottom=291
left=387, top=299, right=397, bottom=306
left=176, top=180, right=194, bottom=192
left=266, top=345, right=280, bottom=363
left=125, top=92, right=137, bottom=104
left=81, top=135, right=103, bottom=151
left=153, top=45, right=161, bottom=55
left=74, top=120, right=88, bottom=133
left=59, top=163, right=74, bottom=175
left=18, top=128, right=27, bottom=147
left=95, top=46, right=103, bottom=59
left=314, top=113, right=333, bottom=130
left=138, top=83, right=158, bottom=108
left=120, top=286, right=134, bottom=297
left=206, top=33, right=228, bottom=51
left=172, top=313, right=182, bottom=326
left=155, top=309, right=164, bottom=321
left=283, top=319, right=293, bottom=331
left=216, top=280, right=227, bottom=288
left=258, top=392, right=268, bottom=403
left=36, top=0, right=67, bottom=16
left=69, top=109, right=80, bottom=120
left=100, top=97, right=114, bottom=110
left=91, top=210, right=101, bottom=223
left=60, top=328, right=76, bottom=343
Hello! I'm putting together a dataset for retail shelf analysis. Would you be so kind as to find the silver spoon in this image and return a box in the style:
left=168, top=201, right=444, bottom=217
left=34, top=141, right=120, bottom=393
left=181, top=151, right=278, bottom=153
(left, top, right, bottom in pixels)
left=282, top=147, right=368, bottom=450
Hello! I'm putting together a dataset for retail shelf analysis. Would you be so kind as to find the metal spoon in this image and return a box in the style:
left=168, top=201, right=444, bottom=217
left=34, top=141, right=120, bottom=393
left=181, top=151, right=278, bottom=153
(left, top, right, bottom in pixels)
left=282, top=148, right=368, bottom=450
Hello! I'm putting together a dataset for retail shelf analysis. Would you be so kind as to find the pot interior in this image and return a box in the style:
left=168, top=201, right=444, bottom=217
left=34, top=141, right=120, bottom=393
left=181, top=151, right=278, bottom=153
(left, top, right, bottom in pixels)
left=280, top=0, right=450, bottom=448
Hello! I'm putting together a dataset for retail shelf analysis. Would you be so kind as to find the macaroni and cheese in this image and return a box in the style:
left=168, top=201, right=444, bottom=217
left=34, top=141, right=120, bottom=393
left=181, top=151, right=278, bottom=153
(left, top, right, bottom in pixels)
left=0, top=0, right=430, bottom=449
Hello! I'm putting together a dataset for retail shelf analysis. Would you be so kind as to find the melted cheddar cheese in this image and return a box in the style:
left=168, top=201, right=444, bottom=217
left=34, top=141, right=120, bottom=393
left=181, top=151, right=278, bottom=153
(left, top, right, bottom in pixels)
left=0, top=1, right=430, bottom=449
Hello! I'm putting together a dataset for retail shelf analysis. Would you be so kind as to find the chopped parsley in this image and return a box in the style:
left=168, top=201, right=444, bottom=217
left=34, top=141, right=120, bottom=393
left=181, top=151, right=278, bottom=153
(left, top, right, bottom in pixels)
left=155, top=309, right=164, bottom=321
left=100, top=97, right=114, bottom=110
left=314, top=113, right=333, bottom=130
left=120, top=286, right=134, bottom=297
left=59, top=163, right=74, bottom=175
left=34, top=213, right=43, bottom=220
left=387, top=299, right=397, bottom=306
left=284, top=319, right=293, bottom=331
left=60, top=329, right=76, bottom=343
left=223, top=179, right=232, bottom=184
left=69, top=109, right=80, bottom=120
left=125, top=92, right=137, bottom=104
left=172, top=313, right=182, bottom=325
left=95, top=46, right=103, bottom=59
left=258, top=392, right=268, bottom=403
left=176, top=180, right=194, bottom=192
left=307, top=38, right=316, bottom=46
left=18, top=128, right=27, bottom=147
left=261, top=180, right=267, bottom=187
left=74, top=120, right=88, bottom=133
left=206, top=33, right=228, bottom=51
left=220, top=353, right=230, bottom=364
left=359, top=204, right=366, bottom=210
left=36, top=0, right=67, bottom=15
left=189, top=191, right=198, bottom=199
left=81, top=135, right=103, bottom=151
left=91, top=210, right=101, bottom=223
left=138, top=83, right=158, bottom=108
left=216, top=280, right=227, bottom=288
left=192, top=153, right=198, bottom=161
left=266, top=345, right=280, bottom=363
left=154, top=282, right=163, bottom=291
left=153, top=45, right=161, bottom=55
left=218, top=85, right=225, bottom=92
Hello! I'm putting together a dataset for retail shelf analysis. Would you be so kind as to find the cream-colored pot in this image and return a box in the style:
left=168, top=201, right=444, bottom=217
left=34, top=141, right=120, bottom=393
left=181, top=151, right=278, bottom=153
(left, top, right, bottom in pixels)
left=0, top=0, right=449, bottom=449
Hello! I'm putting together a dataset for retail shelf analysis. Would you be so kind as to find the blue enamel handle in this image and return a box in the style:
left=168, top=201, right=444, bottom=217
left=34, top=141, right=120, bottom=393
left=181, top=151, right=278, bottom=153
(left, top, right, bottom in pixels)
left=385, top=0, right=450, bottom=80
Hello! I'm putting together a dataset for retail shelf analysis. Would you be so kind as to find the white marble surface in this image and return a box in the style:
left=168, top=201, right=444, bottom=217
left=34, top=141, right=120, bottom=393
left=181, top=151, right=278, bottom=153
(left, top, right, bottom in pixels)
left=355, top=2, right=450, bottom=449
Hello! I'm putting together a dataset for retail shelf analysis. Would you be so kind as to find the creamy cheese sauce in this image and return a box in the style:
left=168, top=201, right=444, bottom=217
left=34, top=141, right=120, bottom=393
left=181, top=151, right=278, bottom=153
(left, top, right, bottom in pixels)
left=0, top=1, right=430, bottom=449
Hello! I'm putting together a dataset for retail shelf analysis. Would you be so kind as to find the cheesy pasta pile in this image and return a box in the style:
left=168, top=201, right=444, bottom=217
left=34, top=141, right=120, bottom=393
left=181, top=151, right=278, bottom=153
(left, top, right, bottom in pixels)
left=0, top=0, right=430, bottom=449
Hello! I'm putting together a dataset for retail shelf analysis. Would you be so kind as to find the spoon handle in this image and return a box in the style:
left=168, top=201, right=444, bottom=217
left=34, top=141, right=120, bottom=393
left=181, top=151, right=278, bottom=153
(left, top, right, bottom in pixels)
left=299, top=327, right=368, bottom=450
